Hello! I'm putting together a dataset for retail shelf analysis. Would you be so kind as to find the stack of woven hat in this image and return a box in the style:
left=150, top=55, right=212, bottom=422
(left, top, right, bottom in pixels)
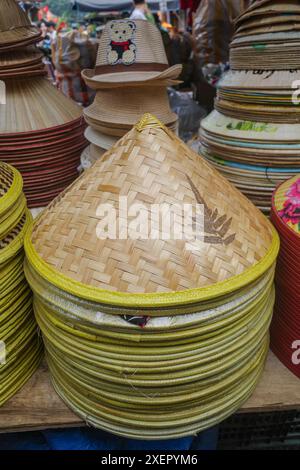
left=200, top=0, right=300, bottom=215
left=0, top=0, right=44, bottom=79
left=0, top=161, right=42, bottom=406
left=270, top=175, right=300, bottom=378
left=81, top=19, right=181, bottom=166
left=24, top=114, right=279, bottom=439
left=0, top=0, right=86, bottom=208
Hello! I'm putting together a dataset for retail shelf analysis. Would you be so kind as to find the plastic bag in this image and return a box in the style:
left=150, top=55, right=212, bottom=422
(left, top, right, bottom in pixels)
left=169, top=88, right=207, bottom=141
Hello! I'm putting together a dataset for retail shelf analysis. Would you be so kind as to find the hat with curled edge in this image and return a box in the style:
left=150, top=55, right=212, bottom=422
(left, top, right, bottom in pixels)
left=82, top=19, right=182, bottom=89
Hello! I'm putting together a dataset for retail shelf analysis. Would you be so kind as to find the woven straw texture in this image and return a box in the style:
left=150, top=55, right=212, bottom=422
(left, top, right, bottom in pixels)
left=0, top=46, right=43, bottom=68
left=0, top=0, right=40, bottom=47
left=82, top=19, right=182, bottom=87
left=0, top=78, right=82, bottom=134
left=96, top=19, right=168, bottom=67
left=85, top=127, right=118, bottom=150
left=27, top=115, right=277, bottom=303
left=84, top=87, right=177, bottom=126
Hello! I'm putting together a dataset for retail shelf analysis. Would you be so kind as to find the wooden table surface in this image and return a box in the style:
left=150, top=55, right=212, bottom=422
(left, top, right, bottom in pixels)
left=0, top=351, right=299, bottom=434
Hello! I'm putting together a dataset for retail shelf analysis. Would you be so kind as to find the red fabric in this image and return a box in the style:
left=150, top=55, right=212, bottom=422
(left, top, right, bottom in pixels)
left=111, top=40, right=130, bottom=51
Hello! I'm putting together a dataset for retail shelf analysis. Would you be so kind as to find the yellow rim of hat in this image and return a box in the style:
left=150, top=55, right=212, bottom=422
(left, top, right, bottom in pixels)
left=0, top=163, right=23, bottom=217
left=25, top=201, right=279, bottom=309
left=0, top=209, right=32, bottom=265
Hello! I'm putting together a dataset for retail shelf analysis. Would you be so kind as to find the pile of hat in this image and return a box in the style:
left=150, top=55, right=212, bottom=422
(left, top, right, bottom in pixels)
left=0, top=0, right=44, bottom=79
left=0, top=161, right=43, bottom=406
left=270, top=175, right=300, bottom=378
left=80, top=19, right=181, bottom=166
left=200, top=0, right=300, bottom=215
left=0, top=0, right=86, bottom=208
left=24, top=114, right=279, bottom=439
left=230, top=0, right=300, bottom=71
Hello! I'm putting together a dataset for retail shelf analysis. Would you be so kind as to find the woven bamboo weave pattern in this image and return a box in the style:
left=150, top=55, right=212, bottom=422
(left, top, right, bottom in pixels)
left=0, top=163, right=14, bottom=198
left=31, top=115, right=273, bottom=294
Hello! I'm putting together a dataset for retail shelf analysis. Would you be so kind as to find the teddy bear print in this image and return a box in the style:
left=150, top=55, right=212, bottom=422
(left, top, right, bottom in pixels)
left=107, top=20, right=137, bottom=66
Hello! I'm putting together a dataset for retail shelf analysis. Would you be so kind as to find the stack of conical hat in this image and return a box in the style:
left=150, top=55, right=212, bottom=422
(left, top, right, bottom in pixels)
left=0, top=0, right=41, bottom=52
left=81, top=19, right=180, bottom=161
left=0, top=47, right=45, bottom=80
left=24, top=115, right=279, bottom=439
left=270, top=175, right=300, bottom=378
left=200, top=0, right=300, bottom=215
left=231, top=0, right=300, bottom=70
left=0, top=2, right=86, bottom=208
left=0, top=161, right=43, bottom=406
left=0, top=0, right=44, bottom=78
left=0, top=78, right=87, bottom=207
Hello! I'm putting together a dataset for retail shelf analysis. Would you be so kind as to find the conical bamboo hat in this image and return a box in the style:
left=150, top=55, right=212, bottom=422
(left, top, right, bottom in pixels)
left=0, top=77, right=83, bottom=134
left=25, top=114, right=278, bottom=307
left=0, top=0, right=41, bottom=48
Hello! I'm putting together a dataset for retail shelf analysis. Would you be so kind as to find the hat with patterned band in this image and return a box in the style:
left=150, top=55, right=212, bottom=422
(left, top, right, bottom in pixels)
left=82, top=19, right=182, bottom=88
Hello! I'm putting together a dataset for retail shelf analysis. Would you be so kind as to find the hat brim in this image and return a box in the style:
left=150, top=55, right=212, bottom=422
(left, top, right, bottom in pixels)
left=84, top=116, right=178, bottom=137
left=84, top=127, right=118, bottom=150
left=84, top=104, right=177, bottom=128
left=82, top=65, right=182, bottom=89
left=219, top=69, right=300, bottom=90
left=0, top=27, right=41, bottom=48
left=202, top=110, right=300, bottom=143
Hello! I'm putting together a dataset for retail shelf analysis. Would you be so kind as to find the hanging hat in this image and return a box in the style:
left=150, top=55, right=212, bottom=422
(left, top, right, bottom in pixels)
left=82, top=19, right=182, bottom=89
left=24, top=114, right=279, bottom=438
left=0, top=0, right=41, bottom=51
left=84, top=86, right=177, bottom=129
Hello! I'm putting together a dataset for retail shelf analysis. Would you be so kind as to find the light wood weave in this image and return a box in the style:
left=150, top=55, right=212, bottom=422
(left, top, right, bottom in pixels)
left=0, top=77, right=82, bottom=134
left=31, top=114, right=273, bottom=294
